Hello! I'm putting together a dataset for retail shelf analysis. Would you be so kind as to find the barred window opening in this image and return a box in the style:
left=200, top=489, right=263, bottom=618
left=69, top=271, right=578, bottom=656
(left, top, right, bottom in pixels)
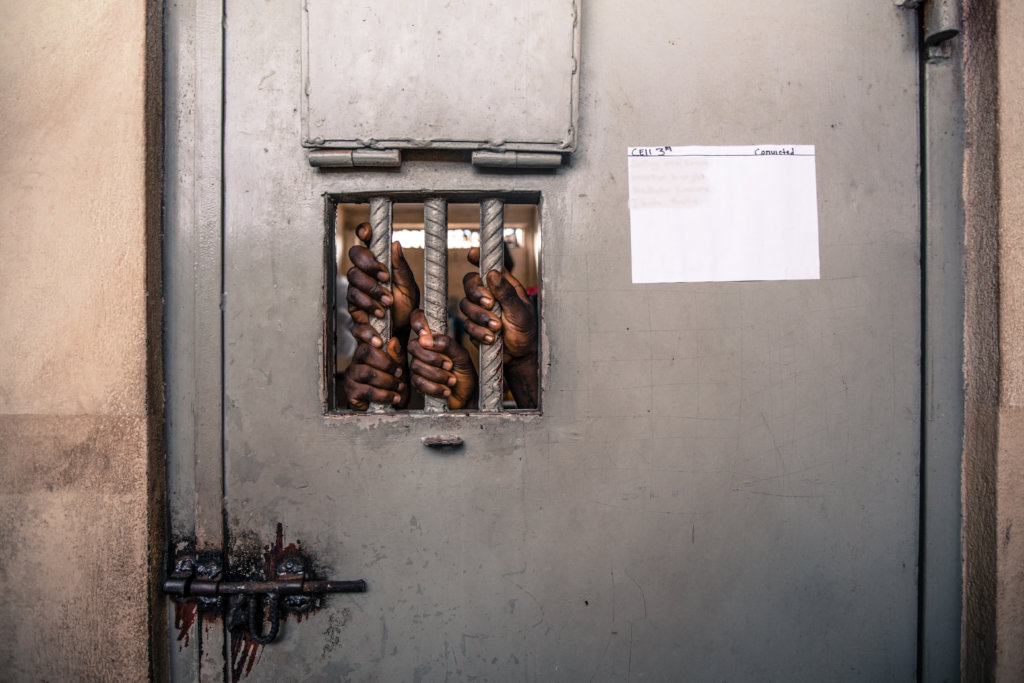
left=329, top=197, right=540, bottom=414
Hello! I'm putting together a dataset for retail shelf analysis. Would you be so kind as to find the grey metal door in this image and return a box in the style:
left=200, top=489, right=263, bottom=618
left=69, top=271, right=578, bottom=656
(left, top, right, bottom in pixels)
left=167, top=1, right=928, bottom=680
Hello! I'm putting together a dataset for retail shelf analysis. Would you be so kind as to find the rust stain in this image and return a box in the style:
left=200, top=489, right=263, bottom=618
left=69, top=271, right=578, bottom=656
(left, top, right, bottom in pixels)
left=174, top=601, right=198, bottom=648
left=264, top=522, right=304, bottom=577
left=176, top=524, right=328, bottom=678
left=231, top=632, right=263, bottom=682
left=230, top=523, right=314, bottom=680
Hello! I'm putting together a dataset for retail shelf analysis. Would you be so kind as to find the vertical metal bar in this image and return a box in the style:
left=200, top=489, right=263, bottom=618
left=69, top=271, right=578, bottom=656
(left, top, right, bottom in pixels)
left=369, top=196, right=393, bottom=412
left=423, top=198, right=449, bottom=413
left=478, top=198, right=505, bottom=412
left=919, top=7, right=964, bottom=680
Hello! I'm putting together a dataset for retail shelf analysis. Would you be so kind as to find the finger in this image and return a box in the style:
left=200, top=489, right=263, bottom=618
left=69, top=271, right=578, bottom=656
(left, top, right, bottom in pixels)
left=345, top=380, right=402, bottom=406
left=500, top=269, right=530, bottom=302
left=424, top=334, right=469, bottom=364
left=353, top=343, right=403, bottom=376
left=346, top=266, right=393, bottom=313
left=409, top=309, right=429, bottom=334
left=349, top=245, right=390, bottom=283
left=463, top=318, right=496, bottom=345
left=385, top=337, right=405, bottom=366
left=347, top=266, right=394, bottom=308
left=347, top=305, right=369, bottom=325
left=350, top=323, right=383, bottom=348
left=408, top=309, right=434, bottom=349
left=486, top=270, right=524, bottom=307
left=460, top=298, right=502, bottom=332
left=347, top=263, right=393, bottom=302
left=347, top=283, right=386, bottom=319
left=467, top=247, right=480, bottom=267
left=356, top=222, right=372, bottom=245
left=410, top=374, right=452, bottom=399
left=408, top=338, right=453, bottom=370
left=346, top=360, right=404, bottom=390
left=410, top=357, right=456, bottom=386
left=391, top=242, right=418, bottom=292
left=462, top=272, right=494, bottom=309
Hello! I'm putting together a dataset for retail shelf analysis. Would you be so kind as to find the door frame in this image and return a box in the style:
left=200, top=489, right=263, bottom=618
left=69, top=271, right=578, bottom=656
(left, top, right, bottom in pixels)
left=161, top=0, right=966, bottom=679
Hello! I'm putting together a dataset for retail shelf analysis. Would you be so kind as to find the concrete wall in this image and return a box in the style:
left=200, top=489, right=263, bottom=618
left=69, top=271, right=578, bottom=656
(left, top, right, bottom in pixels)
left=962, top=0, right=1024, bottom=679
left=961, top=0, right=1000, bottom=677
left=0, top=0, right=164, bottom=680
left=993, top=0, right=1024, bottom=677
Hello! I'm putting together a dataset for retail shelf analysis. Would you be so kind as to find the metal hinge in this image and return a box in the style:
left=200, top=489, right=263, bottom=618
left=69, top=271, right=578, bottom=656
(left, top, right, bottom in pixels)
left=308, top=148, right=402, bottom=168
left=894, top=0, right=960, bottom=46
left=471, top=150, right=564, bottom=169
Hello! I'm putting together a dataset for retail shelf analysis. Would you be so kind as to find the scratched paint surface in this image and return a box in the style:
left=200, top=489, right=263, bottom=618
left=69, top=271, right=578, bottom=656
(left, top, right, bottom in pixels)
left=201, top=0, right=921, bottom=680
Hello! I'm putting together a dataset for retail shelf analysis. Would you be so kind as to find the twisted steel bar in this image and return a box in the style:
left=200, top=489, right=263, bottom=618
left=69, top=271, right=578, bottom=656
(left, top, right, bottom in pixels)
left=478, top=198, right=505, bottom=412
left=423, top=198, right=449, bottom=412
left=368, top=197, right=393, bottom=412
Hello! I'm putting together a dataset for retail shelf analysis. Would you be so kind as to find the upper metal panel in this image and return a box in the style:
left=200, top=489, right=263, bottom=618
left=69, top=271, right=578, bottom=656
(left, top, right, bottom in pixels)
left=301, top=0, right=580, bottom=152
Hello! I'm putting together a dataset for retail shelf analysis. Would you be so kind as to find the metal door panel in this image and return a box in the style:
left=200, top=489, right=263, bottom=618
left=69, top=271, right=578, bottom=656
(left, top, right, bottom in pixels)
left=215, top=1, right=920, bottom=680
left=302, top=0, right=580, bottom=152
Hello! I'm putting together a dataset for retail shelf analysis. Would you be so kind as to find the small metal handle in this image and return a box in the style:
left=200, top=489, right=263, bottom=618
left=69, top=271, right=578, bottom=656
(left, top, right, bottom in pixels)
left=247, top=592, right=281, bottom=645
left=421, top=435, right=464, bottom=448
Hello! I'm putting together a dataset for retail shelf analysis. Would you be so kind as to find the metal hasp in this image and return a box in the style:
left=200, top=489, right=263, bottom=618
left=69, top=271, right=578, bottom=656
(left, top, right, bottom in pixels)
left=165, top=572, right=367, bottom=645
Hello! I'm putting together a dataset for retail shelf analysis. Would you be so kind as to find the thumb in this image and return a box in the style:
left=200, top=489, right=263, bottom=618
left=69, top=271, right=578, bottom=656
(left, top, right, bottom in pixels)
left=391, top=242, right=418, bottom=290
left=409, top=309, right=433, bottom=349
left=486, top=270, right=519, bottom=307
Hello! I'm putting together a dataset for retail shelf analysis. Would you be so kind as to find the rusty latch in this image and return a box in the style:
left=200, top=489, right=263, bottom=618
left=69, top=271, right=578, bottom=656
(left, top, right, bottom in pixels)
left=165, top=571, right=366, bottom=644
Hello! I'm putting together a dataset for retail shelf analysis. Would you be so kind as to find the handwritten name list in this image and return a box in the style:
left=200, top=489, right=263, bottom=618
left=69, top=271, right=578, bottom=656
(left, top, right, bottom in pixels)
left=628, top=145, right=819, bottom=283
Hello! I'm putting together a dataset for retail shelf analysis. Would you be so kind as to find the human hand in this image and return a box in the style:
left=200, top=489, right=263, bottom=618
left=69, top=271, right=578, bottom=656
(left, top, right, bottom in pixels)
left=459, top=247, right=537, bottom=362
left=346, top=222, right=420, bottom=331
left=341, top=323, right=408, bottom=410
left=407, top=310, right=478, bottom=410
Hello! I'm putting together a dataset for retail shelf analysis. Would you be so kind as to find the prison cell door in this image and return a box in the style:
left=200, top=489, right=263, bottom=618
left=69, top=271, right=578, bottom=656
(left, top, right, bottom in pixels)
left=167, top=0, right=930, bottom=680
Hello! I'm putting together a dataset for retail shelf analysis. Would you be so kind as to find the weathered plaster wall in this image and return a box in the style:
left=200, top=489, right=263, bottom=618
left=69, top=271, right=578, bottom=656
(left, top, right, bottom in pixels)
left=962, top=0, right=999, bottom=677
left=994, top=0, right=1024, bottom=677
left=0, top=1, right=164, bottom=680
left=963, top=0, right=1024, bottom=679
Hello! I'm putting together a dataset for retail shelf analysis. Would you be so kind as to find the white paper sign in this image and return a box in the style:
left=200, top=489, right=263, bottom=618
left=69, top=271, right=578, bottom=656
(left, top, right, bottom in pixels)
left=628, top=145, right=820, bottom=283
